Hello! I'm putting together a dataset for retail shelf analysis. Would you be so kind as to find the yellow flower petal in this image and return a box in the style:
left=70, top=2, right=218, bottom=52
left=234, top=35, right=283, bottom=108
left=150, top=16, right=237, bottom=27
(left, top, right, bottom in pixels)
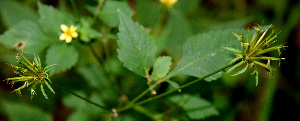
left=60, top=24, right=69, bottom=32
left=65, top=36, right=72, bottom=43
left=70, top=25, right=77, bottom=32
left=72, top=32, right=78, bottom=38
left=160, top=0, right=177, bottom=8
left=59, top=33, right=67, bottom=40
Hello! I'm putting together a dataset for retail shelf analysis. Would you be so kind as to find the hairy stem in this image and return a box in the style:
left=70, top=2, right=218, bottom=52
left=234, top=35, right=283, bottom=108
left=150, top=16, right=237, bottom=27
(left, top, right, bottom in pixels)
left=117, top=59, right=241, bottom=112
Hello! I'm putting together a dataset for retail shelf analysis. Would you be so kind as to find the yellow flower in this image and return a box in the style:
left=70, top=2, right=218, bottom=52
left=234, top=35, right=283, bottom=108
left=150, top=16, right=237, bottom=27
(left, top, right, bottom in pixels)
left=59, top=24, right=78, bottom=43
left=160, top=0, right=178, bottom=8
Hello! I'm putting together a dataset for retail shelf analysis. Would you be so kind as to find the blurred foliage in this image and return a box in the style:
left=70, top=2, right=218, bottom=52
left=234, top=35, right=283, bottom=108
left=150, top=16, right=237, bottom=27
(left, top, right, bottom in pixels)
left=0, top=0, right=299, bottom=121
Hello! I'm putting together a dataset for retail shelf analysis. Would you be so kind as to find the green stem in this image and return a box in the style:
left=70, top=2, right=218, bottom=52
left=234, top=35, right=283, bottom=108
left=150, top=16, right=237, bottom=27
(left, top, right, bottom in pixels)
left=92, top=0, right=105, bottom=25
left=69, top=0, right=79, bottom=19
left=117, top=59, right=241, bottom=112
left=151, top=7, right=168, bottom=38
left=89, top=44, right=106, bottom=72
left=52, top=82, right=111, bottom=112
left=257, top=69, right=278, bottom=121
left=134, top=105, right=157, bottom=120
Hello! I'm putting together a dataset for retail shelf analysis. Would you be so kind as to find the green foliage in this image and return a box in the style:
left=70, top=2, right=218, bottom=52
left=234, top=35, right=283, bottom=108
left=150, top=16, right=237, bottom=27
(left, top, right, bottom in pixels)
left=1, top=101, right=52, bottom=121
left=0, top=21, right=52, bottom=53
left=166, top=80, right=181, bottom=92
left=99, top=1, right=133, bottom=27
left=0, top=0, right=294, bottom=121
left=117, top=11, right=157, bottom=77
left=169, top=94, right=219, bottom=120
left=78, top=17, right=102, bottom=43
left=63, top=92, right=107, bottom=121
left=46, top=43, right=78, bottom=75
left=0, top=0, right=38, bottom=28
left=157, top=9, right=192, bottom=59
left=151, top=56, right=172, bottom=80
left=38, top=2, right=75, bottom=37
left=169, top=28, right=243, bottom=81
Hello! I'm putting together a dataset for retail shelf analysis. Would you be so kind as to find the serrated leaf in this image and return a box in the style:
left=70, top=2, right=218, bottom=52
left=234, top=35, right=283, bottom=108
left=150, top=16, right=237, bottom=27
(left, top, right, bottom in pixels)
left=151, top=56, right=172, bottom=80
left=117, top=11, right=157, bottom=76
left=169, top=94, right=219, bottom=120
left=0, top=21, right=53, bottom=53
left=99, top=1, right=133, bottom=27
left=0, top=0, right=38, bottom=27
left=169, top=28, right=244, bottom=81
left=46, top=43, right=78, bottom=75
left=38, top=2, right=75, bottom=37
left=166, top=80, right=181, bottom=92
left=2, top=101, right=52, bottom=121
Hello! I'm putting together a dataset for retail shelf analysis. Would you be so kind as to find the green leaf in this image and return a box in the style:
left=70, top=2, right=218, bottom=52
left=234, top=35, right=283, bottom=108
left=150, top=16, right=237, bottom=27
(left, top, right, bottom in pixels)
left=46, top=43, right=78, bottom=75
left=169, top=94, right=219, bottom=120
left=63, top=92, right=107, bottom=121
left=99, top=1, right=133, bottom=27
left=2, top=101, right=52, bottom=121
left=151, top=56, right=172, bottom=80
left=38, top=2, right=75, bottom=37
left=78, top=17, right=102, bottom=43
left=76, top=65, right=108, bottom=88
left=0, top=21, right=53, bottom=53
left=117, top=11, right=157, bottom=76
left=169, top=28, right=243, bottom=81
left=0, top=0, right=38, bottom=27
left=166, top=80, right=181, bottom=92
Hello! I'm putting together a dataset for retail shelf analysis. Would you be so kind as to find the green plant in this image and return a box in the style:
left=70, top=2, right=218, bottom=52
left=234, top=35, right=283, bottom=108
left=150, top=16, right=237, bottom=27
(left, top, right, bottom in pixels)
left=0, top=0, right=293, bottom=120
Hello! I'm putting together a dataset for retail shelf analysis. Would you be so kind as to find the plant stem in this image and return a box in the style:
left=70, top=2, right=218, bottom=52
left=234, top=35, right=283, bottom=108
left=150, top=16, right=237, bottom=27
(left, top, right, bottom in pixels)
left=151, top=7, right=168, bottom=38
left=52, top=82, right=111, bottom=112
left=89, top=44, right=106, bottom=73
left=69, top=0, right=79, bottom=19
left=117, top=59, right=241, bottom=112
left=92, top=0, right=105, bottom=25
